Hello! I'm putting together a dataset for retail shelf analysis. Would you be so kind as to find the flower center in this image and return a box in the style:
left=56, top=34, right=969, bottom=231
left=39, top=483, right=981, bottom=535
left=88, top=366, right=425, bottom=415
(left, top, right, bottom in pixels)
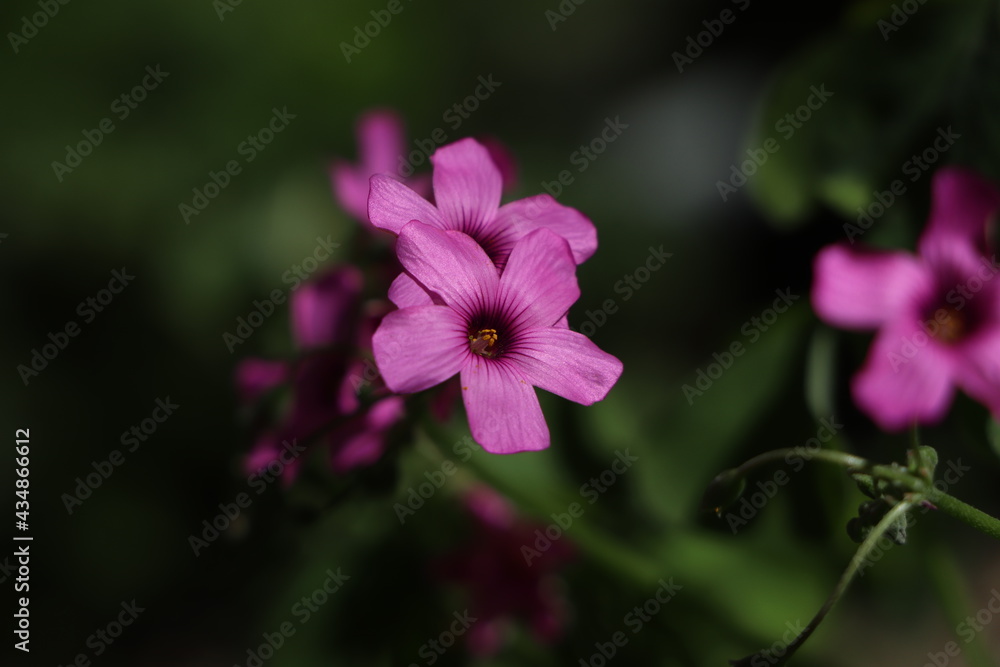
left=469, top=328, right=499, bottom=358
left=930, top=306, right=966, bottom=344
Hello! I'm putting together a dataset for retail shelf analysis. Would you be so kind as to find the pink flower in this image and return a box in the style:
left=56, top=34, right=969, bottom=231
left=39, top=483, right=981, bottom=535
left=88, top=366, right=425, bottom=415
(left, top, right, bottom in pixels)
left=920, top=165, right=1000, bottom=256
left=367, top=138, right=596, bottom=271
left=475, top=135, right=519, bottom=193
left=329, top=109, right=431, bottom=225
left=812, top=167, right=1000, bottom=431
left=372, top=221, right=622, bottom=453
left=237, top=267, right=404, bottom=479
left=434, top=486, right=573, bottom=656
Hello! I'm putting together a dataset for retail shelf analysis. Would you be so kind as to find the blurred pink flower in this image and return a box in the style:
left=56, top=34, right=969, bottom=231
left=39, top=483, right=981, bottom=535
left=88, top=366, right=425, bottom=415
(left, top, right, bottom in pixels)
left=372, top=222, right=622, bottom=453
left=812, top=166, right=1000, bottom=430
left=329, top=109, right=431, bottom=225
left=236, top=267, right=405, bottom=480
left=920, top=165, right=1000, bottom=256
left=435, top=486, right=573, bottom=656
left=476, top=134, right=519, bottom=194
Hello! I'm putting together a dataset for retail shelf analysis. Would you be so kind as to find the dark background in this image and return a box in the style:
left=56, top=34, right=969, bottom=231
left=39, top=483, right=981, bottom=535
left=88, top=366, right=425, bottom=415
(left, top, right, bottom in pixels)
left=3, top=1, right=999, bottom=665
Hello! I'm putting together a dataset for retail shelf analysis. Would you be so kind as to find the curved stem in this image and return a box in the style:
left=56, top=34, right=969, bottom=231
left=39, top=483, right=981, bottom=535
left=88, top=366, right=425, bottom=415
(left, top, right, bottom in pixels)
left=727, top=448, right=1000, bottom=541
left=730, top=448, right=869, bottom=479
left=734, top=500, right=914, bottom=666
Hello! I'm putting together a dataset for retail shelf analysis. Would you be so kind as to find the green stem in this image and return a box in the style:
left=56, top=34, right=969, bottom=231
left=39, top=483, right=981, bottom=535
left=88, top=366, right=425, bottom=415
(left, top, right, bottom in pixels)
left=726, top=448, right=1000, bottom=541
left=730, top=448, right=869, bottom=479
left=786, top=500, right=914, bottom=664
left=735, top=500, right=914, bottom=666
left=923, top=490, right=1000, bottom=540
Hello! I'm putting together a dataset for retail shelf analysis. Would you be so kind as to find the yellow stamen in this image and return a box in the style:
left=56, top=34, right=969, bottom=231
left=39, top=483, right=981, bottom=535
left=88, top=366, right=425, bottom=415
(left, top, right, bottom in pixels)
left=931, top=307, right=966, bottom=344
left=469, top=328, right=499, bottom=358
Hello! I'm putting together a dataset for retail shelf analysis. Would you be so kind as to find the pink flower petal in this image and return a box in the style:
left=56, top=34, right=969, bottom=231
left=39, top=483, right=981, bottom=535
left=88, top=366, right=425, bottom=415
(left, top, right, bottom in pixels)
left=494, top=195, right=597, bottom=264
left=235, top=358, right=289, bottom=404
left=337, top=358, right=365, bottom=413
left=953, top=329, right=1000, bottom=417
left=373, top=305, right=468, bottom=393
left=395, top=221, right=499, bottom=318
left=512, top=327, right=623, bottom=405
left=329, top=161, right=372, bottom=222
left=477, top=135, right=519, bottom=194
left=852, top=323, right=956, bottom=431
left=460, top=362, right=549, bottom=453
left=356, top=109, right=406, bottom=176
left=463, top=486, right=516, bottom=529
left=330, top=396, right=405, bottom=472
left=368, top=174, right=447, bottom=234
left=498, top=229, right=579, bottom=329
left=919, top=166, right=1000, bottom=257
left=431, top=138, right=502, bottom=233
left=245, top=433, right=302, bottom=486
left=291, top=267, right=363, bottom=349
left=921, top=224, right=1000, bottom=282
left=812, top=244, right=930, bottom=330
left=407, top=172, right=433, bottom=201
left=330, top=429, right=385, bottom=473
left=388, top=272, right=434, bottom=308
